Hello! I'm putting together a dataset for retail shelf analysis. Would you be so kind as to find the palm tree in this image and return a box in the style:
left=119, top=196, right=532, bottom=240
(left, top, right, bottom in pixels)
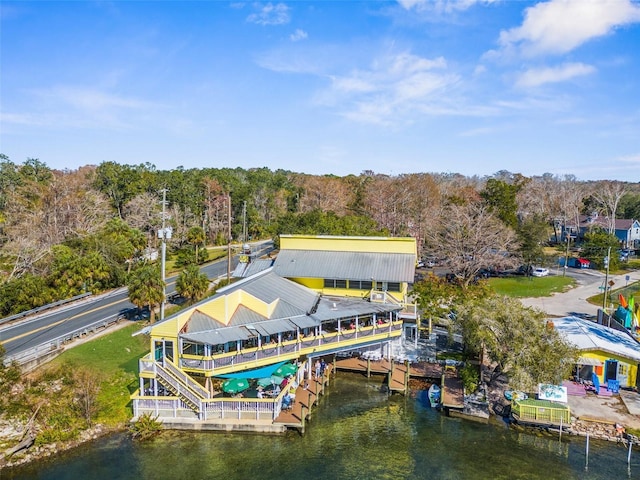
left=186, top=226, right=206, bottom=264
left=176, top=265, right=210, bottom=304
left=127, top=265, right=165, bottom=323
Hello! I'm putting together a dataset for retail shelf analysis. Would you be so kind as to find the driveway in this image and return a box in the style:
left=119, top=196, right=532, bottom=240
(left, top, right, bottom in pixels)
left=519, top=269, right=640, bottom=319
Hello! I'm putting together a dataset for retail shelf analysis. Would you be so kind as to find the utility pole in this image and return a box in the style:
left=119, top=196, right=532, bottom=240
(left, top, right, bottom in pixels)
left=602, top=246, right=611, bottom=312
left=563, top=230, right=571, bottom=277
left=242, top=200, right=247, bottom=244
left=158, top=188, right=171, bottom=321
left=227, top=193, right=232, bottom=282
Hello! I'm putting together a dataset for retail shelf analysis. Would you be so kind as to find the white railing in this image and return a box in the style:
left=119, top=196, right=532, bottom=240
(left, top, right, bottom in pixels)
left=162, top=358, right=210, bottom=398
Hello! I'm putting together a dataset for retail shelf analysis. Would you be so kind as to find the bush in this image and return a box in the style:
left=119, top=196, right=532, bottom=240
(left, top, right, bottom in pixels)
left=130, top=413, right=163, bottom=441
left=460, top=363, right=480, bottom=394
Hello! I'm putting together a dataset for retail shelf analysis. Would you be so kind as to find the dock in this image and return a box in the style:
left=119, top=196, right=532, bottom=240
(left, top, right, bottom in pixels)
left=441, top=370, right=464, bottom=409
left=333, top=356, right=443, bottom=393
left=273, top=365, right=333, bottom=432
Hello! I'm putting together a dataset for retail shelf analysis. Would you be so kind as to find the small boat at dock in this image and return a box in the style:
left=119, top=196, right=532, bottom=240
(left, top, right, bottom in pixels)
left=504, top=390, right=528, bottom=402
left=428, top=383, right=441, bottom=408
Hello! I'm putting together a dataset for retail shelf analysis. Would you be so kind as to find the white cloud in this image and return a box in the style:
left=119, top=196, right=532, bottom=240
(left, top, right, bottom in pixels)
left=396, top=0, right=497, bottom=13
left=246, top=2, right=290, bottom=26
left=515, top=62, right=596, bottom=88
left=290, top=28, right=308, bottom=42
left=321, top=52, right=460, bottom=125
left=618, top=153, right=640, bottom=164
left=495, top=0, right=640, bottom=58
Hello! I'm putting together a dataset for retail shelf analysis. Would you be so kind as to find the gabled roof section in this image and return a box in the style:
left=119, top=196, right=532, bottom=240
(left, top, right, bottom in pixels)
left=552, top=316, right=640, bottom=363
left=184, top=310, right=225, bottom=333
left=273, top=250, right=415, bottom=282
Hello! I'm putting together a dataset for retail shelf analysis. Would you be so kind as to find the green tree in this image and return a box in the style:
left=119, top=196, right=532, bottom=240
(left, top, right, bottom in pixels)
left=186, top=226, right=207, bottom=264
left=0, top=274, right=54, bottom=316
left=176, top=264, right=210, bottom=304
left=457, top=296, right=578, bottom=391
left=517, top=214, right=549, bottom=269
left=480, top=177, right=525, bottom=230
left=50, top=246, right=114, bottom=297
left=127, top=265, right=165, bottom=324
left=581, top=229, right=621, bottom=270
left=412, top=272, right=491, bottom=326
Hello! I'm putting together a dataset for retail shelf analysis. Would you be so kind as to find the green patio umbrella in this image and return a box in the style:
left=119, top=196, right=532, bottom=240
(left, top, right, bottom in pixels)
left=257, top=376, right=285, bottom=388
left=273, top=363, right=298, bottom=377
left=221, top=378, right=251, bottom=394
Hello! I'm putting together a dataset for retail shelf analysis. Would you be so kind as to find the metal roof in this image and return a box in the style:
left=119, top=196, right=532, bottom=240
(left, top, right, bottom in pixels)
left=181, top=326, right=253, bottom=345
left=176, top=268, right=402, bottom=347
left=272, top=250, right=415, bottom=282
left=232, top=258, right=274, bottom=278
left=552, top=316, right=640, bottom=363
left=185, top=310, right=225, bottom=333
left=311, top=295, right=401, bottom=322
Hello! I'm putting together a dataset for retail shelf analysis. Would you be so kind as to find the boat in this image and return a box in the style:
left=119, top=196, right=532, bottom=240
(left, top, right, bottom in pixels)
left=504, top=390, right=528, bottom=402
left=428, top=383, right=441, bottom=408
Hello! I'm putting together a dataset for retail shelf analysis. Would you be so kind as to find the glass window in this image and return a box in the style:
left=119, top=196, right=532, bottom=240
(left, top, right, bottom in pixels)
left=324, top=279, right=347, bottom=288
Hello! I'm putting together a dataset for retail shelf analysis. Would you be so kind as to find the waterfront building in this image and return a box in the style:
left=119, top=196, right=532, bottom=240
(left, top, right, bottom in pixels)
left=553, top=316, right=640, bottom=389
left=131, top=235, right=418, bottom=428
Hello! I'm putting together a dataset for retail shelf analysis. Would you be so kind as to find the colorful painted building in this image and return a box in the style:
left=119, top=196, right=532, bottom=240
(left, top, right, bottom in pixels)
left=131, top=235, right=418, bottom=426
left=552, top=316, right=640, bottom=388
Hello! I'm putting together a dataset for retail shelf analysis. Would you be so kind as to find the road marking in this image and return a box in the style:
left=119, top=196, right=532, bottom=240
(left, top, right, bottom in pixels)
left=0, top=297, right=124, bottom=345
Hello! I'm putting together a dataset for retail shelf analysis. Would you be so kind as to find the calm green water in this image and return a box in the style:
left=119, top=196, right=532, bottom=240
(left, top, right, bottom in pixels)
left=4, top=373, right=638, bottom=480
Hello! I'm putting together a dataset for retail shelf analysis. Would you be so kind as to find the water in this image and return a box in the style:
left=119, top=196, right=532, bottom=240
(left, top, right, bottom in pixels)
left=4, top=373, right=638, bottom=480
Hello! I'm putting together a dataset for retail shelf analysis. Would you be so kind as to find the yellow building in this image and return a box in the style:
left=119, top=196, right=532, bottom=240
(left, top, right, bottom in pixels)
left=553, top=316, right=640, bottom=389
left=131, top=235, right=418, bottom=425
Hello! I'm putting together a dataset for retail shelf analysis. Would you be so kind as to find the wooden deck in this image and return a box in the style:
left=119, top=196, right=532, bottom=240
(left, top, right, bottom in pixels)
left=441, top=370, right=464, bottom=409
left=273, top=365, right=333, bottom=432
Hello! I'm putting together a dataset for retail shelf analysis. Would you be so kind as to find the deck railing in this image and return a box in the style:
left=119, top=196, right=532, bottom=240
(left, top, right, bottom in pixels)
left=512, top=399, right=570, bottom=425
left=178, top=320, right=403, bottom=375
left=132, top=389, right=286, bottom=422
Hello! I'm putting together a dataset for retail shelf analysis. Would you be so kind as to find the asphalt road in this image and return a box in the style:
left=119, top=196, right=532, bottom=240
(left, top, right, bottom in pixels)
left=0, top=240, right=274, bottom=360
left=520, top=267, right=640, bottom=318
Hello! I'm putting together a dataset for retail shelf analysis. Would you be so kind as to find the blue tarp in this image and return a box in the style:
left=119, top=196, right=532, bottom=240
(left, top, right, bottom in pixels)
left=215, top=361, right=288, bottom=379
left=592, top=372, right=600, bottom=395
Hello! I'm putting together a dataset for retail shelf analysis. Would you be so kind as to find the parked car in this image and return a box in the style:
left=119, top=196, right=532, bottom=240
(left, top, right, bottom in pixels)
left=532, top=267, right=549, bottom=277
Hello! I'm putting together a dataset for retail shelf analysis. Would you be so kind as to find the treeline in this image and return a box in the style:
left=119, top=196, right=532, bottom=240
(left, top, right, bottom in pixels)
left=0, top=154, right=638, bottom=316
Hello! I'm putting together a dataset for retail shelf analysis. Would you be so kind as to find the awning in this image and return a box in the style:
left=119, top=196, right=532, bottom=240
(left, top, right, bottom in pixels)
left=577, top=356, right=603, bottom=366
left=181, top=326, right=253, bottom=345
left=251, top=318, right=297, bottom=336
left=288, top=315, right=319, bottom=329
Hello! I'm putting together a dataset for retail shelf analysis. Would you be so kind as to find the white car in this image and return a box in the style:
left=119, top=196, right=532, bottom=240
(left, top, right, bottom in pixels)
left=532, top=267, right=549, bottom=277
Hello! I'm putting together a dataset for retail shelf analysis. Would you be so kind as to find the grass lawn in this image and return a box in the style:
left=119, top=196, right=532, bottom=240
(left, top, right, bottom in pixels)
left=488, top=275, right=575, bottom=298
left=47, top=322, right=150, bottom=426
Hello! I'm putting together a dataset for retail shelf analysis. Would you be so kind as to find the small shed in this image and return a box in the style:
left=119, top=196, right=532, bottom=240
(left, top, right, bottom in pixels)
left=552, top=316, right=640, bottom=388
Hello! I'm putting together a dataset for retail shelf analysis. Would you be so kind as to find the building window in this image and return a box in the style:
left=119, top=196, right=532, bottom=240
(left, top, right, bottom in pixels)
left=386, top=282, right=401, bottom=292
left=324, top=279, right=347, bottom=288
left=182, top=342, right=205, bottom=356
left=347, top=280, right=372, bottom=290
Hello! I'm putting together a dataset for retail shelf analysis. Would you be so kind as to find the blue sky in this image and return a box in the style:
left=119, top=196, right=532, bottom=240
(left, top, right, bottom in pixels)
left=1, top=1, right=640, bottom=181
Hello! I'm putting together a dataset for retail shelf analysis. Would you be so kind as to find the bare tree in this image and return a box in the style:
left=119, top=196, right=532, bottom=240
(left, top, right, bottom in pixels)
left=426, top=202, right=520, bottom=288
left=592, top=181, right=627, bottom=234
left=73, top=368, right=102, bottom=427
